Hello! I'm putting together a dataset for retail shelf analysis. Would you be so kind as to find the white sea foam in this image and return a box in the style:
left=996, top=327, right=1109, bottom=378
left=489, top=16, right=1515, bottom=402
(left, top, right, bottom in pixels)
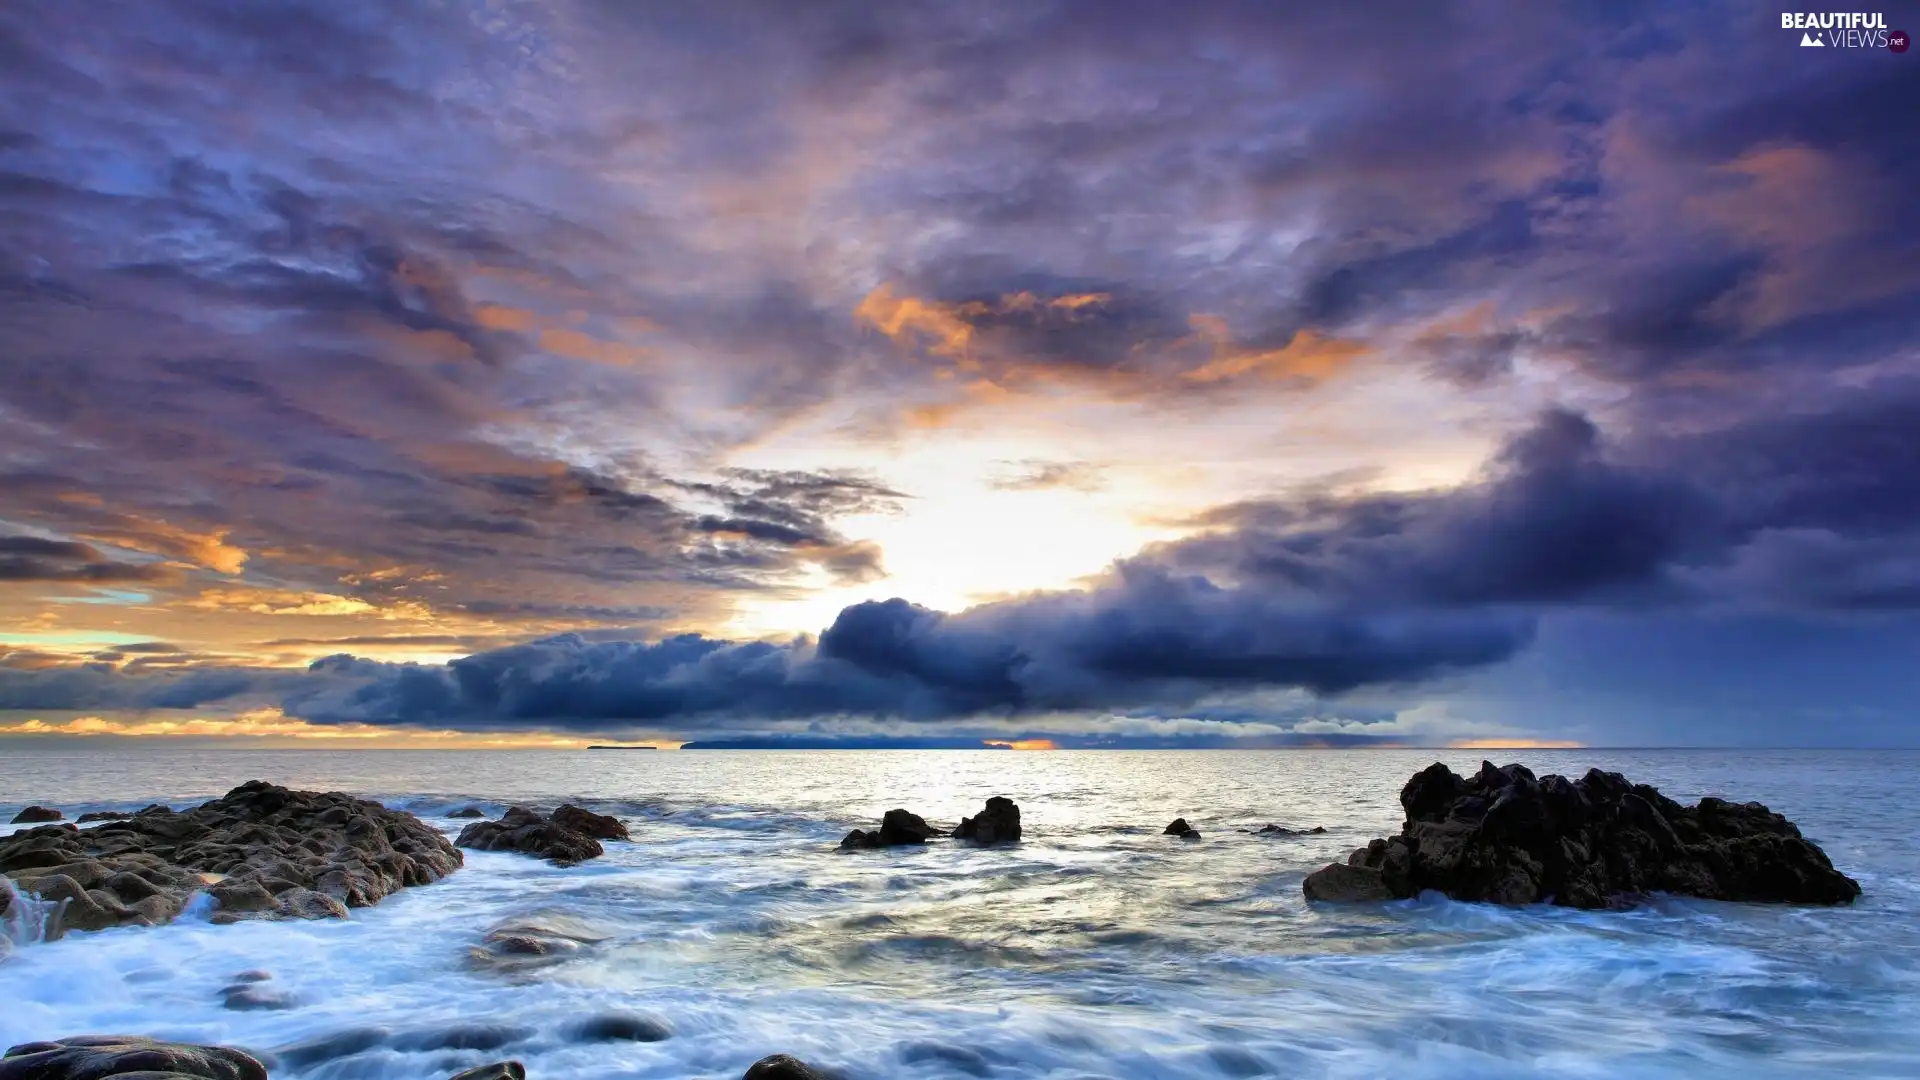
left=2, top=748, right=1918, bottom=1078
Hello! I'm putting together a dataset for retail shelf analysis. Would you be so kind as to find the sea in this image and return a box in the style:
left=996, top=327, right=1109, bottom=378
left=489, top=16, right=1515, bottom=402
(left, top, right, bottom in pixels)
left=1, top=748, right=1916, bottom=1080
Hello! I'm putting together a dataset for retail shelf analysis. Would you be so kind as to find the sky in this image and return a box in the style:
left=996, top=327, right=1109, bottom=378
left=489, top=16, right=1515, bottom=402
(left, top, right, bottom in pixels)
left=1, top=0, right=1917, bottom=748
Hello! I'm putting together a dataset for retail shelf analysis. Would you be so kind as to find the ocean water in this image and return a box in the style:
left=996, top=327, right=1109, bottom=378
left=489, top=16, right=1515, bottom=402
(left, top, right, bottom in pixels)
left=1, top=748, right=1916, bottom=1080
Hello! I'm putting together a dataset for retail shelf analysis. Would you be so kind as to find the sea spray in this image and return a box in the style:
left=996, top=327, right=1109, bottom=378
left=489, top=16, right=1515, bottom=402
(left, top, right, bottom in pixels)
left=1, top=876, right=65, bottom=950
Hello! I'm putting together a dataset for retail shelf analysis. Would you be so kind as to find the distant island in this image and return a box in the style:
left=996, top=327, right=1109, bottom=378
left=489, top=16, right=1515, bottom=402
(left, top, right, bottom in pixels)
left=585, top=745, right=656, bottom=750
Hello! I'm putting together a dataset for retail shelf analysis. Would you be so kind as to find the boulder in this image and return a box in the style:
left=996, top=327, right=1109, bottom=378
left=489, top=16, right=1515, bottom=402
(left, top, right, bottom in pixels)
left=550, top=804, right=630, bottom=841
left=953, top=797, right=1021, bottom=845
left=447, top=1066, right=524, bottom=1080
left=455, top=807, right=603, bottom=864
left=0, top=1036, right=268, bottom=1080
left=9, top=807, right=61, bottom=825
left=1302, top=761, right=1862, bottom=909
left=0, top=781, right=461, bottom=937
left=468, top=914, right=607, bottom=972
left=448, top=807, right=488, bottom=819
left=837, top=809, right=937, bottom=849
left=568, top=1012, right=672, bottom=1043
left=1163, top=818, right=1200, bottom=839
left=744, top=1055, right=834, bottom=1080
left=75, top=812, right=132, bottom=824
left=1254, top=824, right=1325, bottom=836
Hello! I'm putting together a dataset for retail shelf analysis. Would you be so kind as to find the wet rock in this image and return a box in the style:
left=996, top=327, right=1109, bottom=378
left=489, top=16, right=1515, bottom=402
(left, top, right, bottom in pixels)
left=550, top=804, right=629, bottom=841
left=954, top=796, right=1021, bottom=845
left=0, top=781, right=462, bottom=937
left=1302, top=761, right=1863, bottom=909
left=272, top=1028, right=391, bottom=1069
left=230, top=970, right=272, bottom=983
left=468, top=914, right=607, bottom=971
left=75, top=812, right=132, bottom=824
left=0, top=1036, right=268, bottom=1080
left=9, top=807, right=61, bottom=825
left=1253, top=824, right=1326, bottom=836
left=447, top=1064, right=524, bottom=1080
left=838, top=808, right=937, bottom=849
left=447, top=807, right=488, bottom=819
left=1163, top=818, right=1200, bottom=839
left=901, top=1042, right=995, bottom=1077
left=393, top=1026, right=531, bottom=1053
left=744, top=1054, right=835, bottom=1080
left=1300, top=862, right=1396, bottom=902
left=221, top=982, right=296, bottom=1011
left=455, top=807, right=603, bottom=864
left=569, top=1012, right=672, bottom=1043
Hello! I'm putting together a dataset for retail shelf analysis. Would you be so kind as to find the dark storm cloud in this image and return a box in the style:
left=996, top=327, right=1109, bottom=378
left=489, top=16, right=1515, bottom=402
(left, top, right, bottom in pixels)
left=0, top=536, right=170, bottom=583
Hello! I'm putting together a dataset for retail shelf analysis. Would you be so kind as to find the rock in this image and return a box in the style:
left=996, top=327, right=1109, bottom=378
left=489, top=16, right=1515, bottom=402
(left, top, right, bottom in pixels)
left=1300, top=862, right=1396, bottom=902
left=448, top=807, right=487, bottom=819
left=271, top=1028, right=390, bottom=1070
left=221, top=982, right=296, bottom=1011
left=838, top=809, right=937, bottom=849
left=392, top=1025, right=531, bottom=1053
left=447, top=1065, right=524, bottom=1080
left=75, top=812, right=132, bottom=824
left=953, top=796, right=1021, bottom=845
left=0, top=1036, right=268, bottom=1080
left=1163, top=818, right=1200, bottom=839
left=550, top=804, right=629, bottom=841
left=1254, top=824, right=1325, bottom=835
left=468, top=914, right=607, bottom=971
left=9, top=807, right=61, bottom=825
left=744, top=1054, right=835, bottom=1080
left=1302, top=761, right=1862, bottom=909
left=455, top=807, right=603, bottom=864
left=0, top=781, right=461, bottom=937
left=568, top=1012, right=672, bottom=1043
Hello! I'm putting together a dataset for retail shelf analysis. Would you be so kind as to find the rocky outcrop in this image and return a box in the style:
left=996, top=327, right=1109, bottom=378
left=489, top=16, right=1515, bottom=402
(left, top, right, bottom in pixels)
left=0, top=1036, right=267, bottom=1080
left=744, top=1054, right=834, bottom=1080
left=954, top=797, right=1021, bottom=844
left=1163, top=818, right=1200, bottom=839
left=1302, top=761, right=1862, bottom=909
left=550, top=804, right=629, bottom=841
left=75, top=812, right=131, bottom=824
left=9, top=807, right=61, bottom=825
left=839, top=808, right=937, bottom=849
left=0, top=781, right=461, bottom=935
left=455, top=807, right=605, bottom=864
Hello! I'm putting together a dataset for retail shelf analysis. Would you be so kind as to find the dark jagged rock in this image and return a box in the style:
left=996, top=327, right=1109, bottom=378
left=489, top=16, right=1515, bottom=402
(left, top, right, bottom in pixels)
left=744, top=1054, right=835, bottom=1080
left=550, top=804, right=630, bottom=841
left=838, top=808, right=937, bottom=849
left=9, top=807, right=61, bottom=825
left=954, top=797, right=1021, bottom=845
left=75, top=812, right=132, bottom=824
left=456, top=807, right=603, bottom=864
left=1302, top=761, right=1862, bottom=909
left=447, top=1065, right=524, bottom=1080
left=569, top=1012, right=672, bottom=1043
left=1253, top=824, right=1326, bottom=836
left=448, top=807, right=487, bottom=819
left=1163, top=818, right=1200, bottom=839
left=0, top=1036, right=267, bottom=1080
left=0, top=781, right=461, bottom=936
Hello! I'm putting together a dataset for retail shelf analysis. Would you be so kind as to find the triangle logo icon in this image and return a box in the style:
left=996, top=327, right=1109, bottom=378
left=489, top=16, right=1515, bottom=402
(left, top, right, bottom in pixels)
left=1801, top=31, right=1824, bottom=46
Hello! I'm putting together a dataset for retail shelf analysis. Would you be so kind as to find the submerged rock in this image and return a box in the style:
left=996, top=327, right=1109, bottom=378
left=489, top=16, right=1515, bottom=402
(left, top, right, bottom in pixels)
left=1163, top=818, right=1201, bottom=840
left=456, top=807, right=603, bottom=864
left=75, top=812, right=132, bottom=824
left=0, top=1035, right=268, bottom=1080
left=744, top=1054, right=834, bottom=1080
left=1253, top=824, right=1326, bottom=836
left=448, top=807, right=488, bottom=819
left=568, top=1012, right=672, bottom=1043
left=0, top=781, right=461, bottom=936
left=839, top=808, right=938, bottom=849
left=1302, top=761, right=1862, bottom=909
left=954, top=797, right=1021, bottom=845
left=447, top=1065, right=524, bottom=1080
left=9, top=807, right=61, bottom=825
left=468, top=913, right=608, bottom=972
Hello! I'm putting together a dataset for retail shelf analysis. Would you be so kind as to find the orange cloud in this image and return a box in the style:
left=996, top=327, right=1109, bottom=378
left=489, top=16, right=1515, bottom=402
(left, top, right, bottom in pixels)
left=185, top=586, right=428, bottom=619
left=1181, top=318, right=1369, bottom=384
left=983, top=738, right=1058, bottom=750
left=77, top=515, right=248, bottom=575
left=0, top=709, right=587, bottom=747
left=474, top=303, right=537, bottom=331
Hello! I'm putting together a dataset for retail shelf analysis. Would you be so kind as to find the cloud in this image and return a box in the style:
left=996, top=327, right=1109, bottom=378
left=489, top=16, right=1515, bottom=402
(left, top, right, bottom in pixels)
left=0, top=536, right=172, bottom=583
